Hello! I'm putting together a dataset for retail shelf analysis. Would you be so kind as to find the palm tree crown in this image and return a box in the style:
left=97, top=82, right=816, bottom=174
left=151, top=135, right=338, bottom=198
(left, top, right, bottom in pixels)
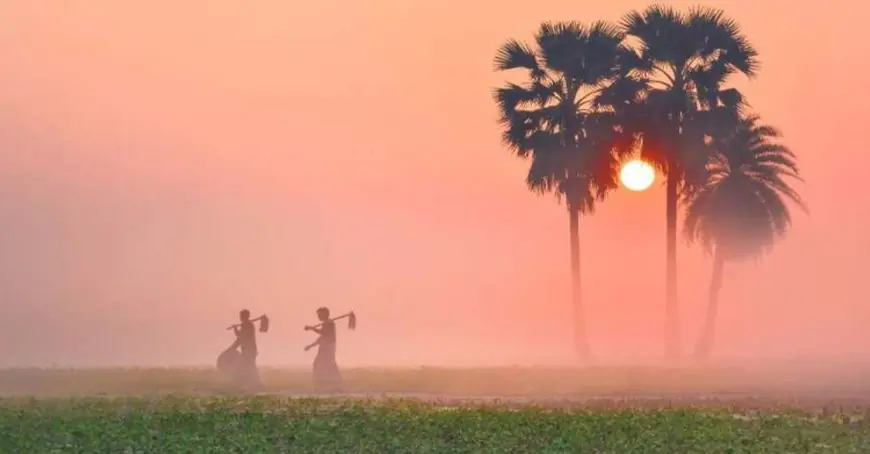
left=621, top=4, right=760, bottom=189
left=684, top=114, right=806, bottom=260
left=493, top=21, right=635, bottom=212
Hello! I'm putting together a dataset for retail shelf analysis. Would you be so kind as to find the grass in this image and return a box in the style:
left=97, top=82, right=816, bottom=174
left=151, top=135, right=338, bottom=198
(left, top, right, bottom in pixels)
left=3, top=396, right=870, bottom=453
left=2, top=367, right=870, bottom=452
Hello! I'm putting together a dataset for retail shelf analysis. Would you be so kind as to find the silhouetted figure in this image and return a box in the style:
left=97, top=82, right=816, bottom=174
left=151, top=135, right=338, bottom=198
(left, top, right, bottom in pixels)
left=228, top=309, right=261, bottom=390
left=305, top=307, right=343, bottom=392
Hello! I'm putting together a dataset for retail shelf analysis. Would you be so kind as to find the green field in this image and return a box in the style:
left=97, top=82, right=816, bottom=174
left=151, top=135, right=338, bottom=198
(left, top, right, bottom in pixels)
left=1, top=367, right=869, bottom=453
left=3, top=397, right=869, bottom=453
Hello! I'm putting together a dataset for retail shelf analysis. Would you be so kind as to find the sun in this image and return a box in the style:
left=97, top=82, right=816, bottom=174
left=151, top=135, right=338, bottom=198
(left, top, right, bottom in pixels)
left=620, top=160, right=655, bottom=192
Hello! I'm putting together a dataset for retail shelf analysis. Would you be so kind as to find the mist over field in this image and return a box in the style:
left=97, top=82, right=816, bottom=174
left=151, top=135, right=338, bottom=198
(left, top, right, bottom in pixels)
left=0, top=0, right=867, bottom=375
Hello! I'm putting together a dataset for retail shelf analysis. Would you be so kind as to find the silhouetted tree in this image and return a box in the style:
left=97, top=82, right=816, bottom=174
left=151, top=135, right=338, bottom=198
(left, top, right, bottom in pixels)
left=493, top=21, right=636, bottom=359
left=620, top=5, right=759, bottom=358
left=683, top=114, right=805, bottom=359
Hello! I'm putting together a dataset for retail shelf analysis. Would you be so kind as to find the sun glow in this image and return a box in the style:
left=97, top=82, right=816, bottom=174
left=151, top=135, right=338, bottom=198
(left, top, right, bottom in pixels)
left=620, top=160, right=655, bottom=192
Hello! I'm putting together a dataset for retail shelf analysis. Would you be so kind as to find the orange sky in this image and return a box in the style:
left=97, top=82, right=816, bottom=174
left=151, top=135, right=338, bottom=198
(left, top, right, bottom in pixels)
left=0, top=1, right=866, bottom=367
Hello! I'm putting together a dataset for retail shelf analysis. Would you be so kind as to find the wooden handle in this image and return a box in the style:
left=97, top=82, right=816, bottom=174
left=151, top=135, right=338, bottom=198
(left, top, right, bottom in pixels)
left=226, top=315, right=264, bottom=330
left=308, top=313, right=350, bottom=329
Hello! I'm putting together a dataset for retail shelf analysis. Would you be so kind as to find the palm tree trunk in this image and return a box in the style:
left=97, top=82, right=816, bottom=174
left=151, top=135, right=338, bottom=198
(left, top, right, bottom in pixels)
left=695, top=250, right=725, bottom=359
left=664, top=171, right=680, bottom=360
left=568, top=205, right=590, bottom=360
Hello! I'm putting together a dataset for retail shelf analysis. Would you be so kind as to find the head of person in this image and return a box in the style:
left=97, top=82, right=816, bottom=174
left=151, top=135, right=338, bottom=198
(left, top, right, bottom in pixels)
left=239, top=309, right=251, bottom=322
left=316, top=307, right=330, bottom=322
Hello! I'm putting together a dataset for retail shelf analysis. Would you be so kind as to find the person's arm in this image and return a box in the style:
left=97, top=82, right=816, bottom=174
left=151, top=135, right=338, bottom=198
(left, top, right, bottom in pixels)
left=304, top=325, right=323, bottom=334
left=227, top=326, right=243, bottom=350
left=304, top=337, right=321, bottom=351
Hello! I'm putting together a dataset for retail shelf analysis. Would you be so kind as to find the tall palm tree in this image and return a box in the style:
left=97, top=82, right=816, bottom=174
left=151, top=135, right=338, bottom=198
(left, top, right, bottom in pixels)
left=493, top=21, right=636, bottom=359
left=683, top=114, right=805, bottom=358
left=620, top=5, right=759, bottom=359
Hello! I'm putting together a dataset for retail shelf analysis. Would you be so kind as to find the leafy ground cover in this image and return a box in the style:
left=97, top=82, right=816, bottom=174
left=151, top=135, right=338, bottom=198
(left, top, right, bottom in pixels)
left=2, top=396, right=869, bottom=453
left=1, top=367, right=869, bottom=453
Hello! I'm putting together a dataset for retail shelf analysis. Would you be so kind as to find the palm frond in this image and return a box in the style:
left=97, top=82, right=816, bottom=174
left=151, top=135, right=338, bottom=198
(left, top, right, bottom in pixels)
left=687, top=5, right=760, bottom=76
left=595, top=74, right=648, bottom=110
left=494, top=83, right=540, bottom=118
left=621, top=5, right=685, bottom=51
left=494, top=39, right=544, bottom=79
left=494, top=81, right=559, bottom=118
left=752, top=144, right=798, bottom=173
left=536, top=21, right=586, bottom=75
left=717, top=88, right=745, bottom=111
left=687, top=59, right=736, bottom=108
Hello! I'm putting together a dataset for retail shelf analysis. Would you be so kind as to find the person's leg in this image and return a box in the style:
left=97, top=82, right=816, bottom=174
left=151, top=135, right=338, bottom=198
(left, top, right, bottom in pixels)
left=231, top=350, right=247, bottom=385
left=329, top=360, right=343, bottom=392
left=247, top=352, right=261, bottom=390
left=236, top=351, right=260, bottom=391
left=312, top=356, right=326, bottom=393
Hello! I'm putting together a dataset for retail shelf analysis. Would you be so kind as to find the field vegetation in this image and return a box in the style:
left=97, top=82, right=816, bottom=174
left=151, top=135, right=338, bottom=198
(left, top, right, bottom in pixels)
left=1, top=367, right=869, bottom=453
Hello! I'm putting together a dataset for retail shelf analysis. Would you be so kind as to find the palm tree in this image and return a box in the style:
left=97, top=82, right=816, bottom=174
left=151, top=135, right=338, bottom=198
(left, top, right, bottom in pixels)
left=493, top=21, right=636, bottom=359
left=620, top=5, right=759, bottom=359
left=683, top=114, right=805, bottom=358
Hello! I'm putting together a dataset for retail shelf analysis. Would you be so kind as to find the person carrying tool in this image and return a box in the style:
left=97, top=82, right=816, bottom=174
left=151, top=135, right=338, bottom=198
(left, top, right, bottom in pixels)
left=304, top=306, right=344, bottom=392
left=226, top=309, right=262, bottom=390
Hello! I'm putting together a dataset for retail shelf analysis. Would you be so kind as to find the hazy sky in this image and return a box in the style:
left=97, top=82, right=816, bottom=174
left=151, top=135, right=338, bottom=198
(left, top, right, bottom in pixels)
left=0, top=1, right=866, bottom=367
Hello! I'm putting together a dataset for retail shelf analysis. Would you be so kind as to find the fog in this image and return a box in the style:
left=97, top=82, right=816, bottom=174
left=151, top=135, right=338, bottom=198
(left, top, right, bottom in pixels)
left=0, top=0, right=867, bottom=370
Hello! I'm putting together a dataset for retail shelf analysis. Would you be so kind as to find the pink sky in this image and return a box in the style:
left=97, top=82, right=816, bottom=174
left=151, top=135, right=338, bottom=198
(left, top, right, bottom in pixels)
left=0, top=1, right=865, bottom=366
